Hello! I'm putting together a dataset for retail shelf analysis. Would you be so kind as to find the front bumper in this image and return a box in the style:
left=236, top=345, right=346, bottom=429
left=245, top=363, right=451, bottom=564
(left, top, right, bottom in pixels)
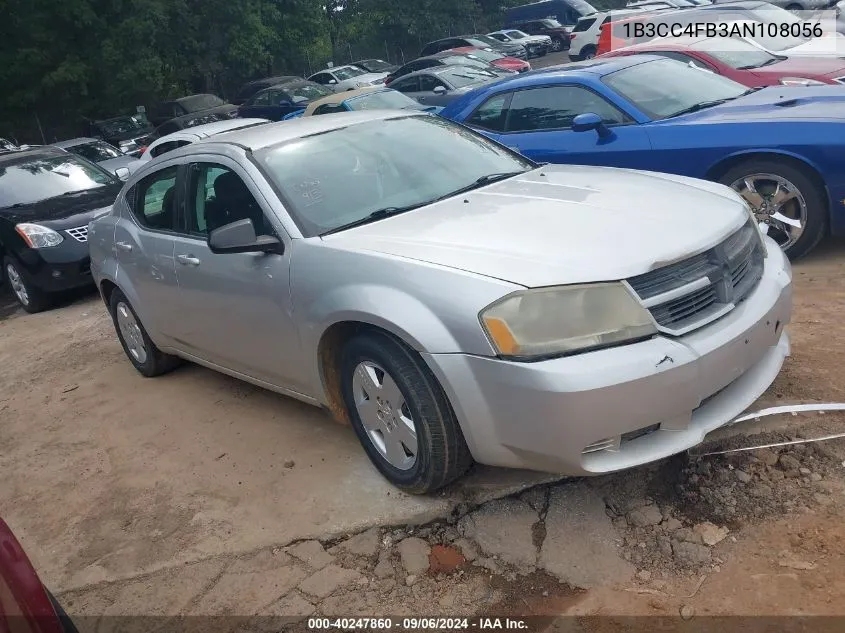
left=13, top=236, right=93, bottom=293
left=424, top=239, right=793, bottom=476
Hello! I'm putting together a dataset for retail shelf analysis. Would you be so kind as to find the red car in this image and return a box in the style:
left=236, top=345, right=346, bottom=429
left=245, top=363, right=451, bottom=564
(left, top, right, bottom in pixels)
left=447, top=46, right=531, bottom=73
left=0, top=518, right=77, bottom=633
left=601, top=36, right=845, bottom=87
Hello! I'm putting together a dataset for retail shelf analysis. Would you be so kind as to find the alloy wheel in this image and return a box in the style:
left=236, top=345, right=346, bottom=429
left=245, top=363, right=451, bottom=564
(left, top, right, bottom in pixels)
left=116, top=301, right=148, bottom=364
left=5, top=263, right=29, bottom=306
left=730, top=173, right=806, bottom=252
left=351, top=361, right=418, bottom=470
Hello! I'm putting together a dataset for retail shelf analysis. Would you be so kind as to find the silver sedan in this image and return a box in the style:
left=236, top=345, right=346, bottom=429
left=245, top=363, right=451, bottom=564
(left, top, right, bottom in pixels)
left=89, top=111, right=793, bottom=494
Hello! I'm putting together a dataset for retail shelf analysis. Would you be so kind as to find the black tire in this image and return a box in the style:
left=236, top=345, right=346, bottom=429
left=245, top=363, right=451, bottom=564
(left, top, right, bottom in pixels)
left=109, top=288, right=181, bottom=377
left=340, top=330, right=473, bottom=494
left=717, top=158, right=827, bottom=260
left=3, top=256, right=53, bottom=313
left=786, top=3, right=803, bottom=12
left=581, top=45, right=597, bottom=60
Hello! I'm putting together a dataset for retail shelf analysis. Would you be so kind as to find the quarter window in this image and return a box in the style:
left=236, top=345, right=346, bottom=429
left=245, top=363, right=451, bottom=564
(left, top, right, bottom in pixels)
left=132, top=166, right=178, bottom=231
left=505, top=86, right=629, bottom=132
left=185, top=163, right=274, bottom=236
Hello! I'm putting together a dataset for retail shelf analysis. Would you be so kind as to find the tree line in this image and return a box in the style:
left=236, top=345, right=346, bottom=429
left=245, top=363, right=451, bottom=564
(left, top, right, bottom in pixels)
left=0, top=0, right=618, bottom=143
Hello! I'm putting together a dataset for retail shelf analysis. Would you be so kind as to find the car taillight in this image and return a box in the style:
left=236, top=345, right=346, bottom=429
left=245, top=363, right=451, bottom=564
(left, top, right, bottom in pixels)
left=570, top=34, right=576, bottom=39
left=138, top=146, right=148, bottom=156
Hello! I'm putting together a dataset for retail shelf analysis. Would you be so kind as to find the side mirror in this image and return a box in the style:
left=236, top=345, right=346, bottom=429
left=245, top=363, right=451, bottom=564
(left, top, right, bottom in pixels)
left=433, top=85, right=448, bottom=95
left=114, top=167, right=130, bottom=181
left=572, top=112, right=612, bottom=139
left=328, top=79, right=338, bottom=85
left=208, top=219, right=284, bottom=255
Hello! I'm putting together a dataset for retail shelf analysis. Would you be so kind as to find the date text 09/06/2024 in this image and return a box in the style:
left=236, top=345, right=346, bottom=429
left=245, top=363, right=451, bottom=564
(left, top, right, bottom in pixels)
left=623, top=20, right=825, bottom=39
left=307, top=617, right=530, bottom=630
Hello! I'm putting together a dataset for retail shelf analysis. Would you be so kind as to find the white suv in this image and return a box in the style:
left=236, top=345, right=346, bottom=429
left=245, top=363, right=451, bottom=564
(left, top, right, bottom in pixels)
left=569, top=8, right=660, bottom=60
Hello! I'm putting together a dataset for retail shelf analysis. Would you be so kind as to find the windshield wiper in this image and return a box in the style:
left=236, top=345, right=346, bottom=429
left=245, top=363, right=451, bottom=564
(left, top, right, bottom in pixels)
left=320, top=172, right=527, bottom=236
left=667, top=99, right=733, bottom=118
left=740, top=86, right=765, bottom=96
left=321, top=204, right=426, bottom=236
left=436, top=171, right=527, bottom=199
left=738, top=57, right=783, bottom=70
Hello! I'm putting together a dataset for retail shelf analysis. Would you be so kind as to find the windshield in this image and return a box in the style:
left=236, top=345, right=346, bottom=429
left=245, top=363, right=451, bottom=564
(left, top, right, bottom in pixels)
left=439, top=55, right=490, bottom=69
left=603, top=58, right=747, bottom=119
left=506, top=30, right=528, bottom=39
left=334, top=66, right=367, bottom=80
left=356, top=59, right=394, bottom=72
left=442, top=67, right=498, bottom=87
left=0, top=154, right=115, bottom=207
left=67, top=141, right=124, bottom=162
left=741, top=20, right=809, bottom=51
left=692, top=37, right=781, bottom=69
left=95, top=115, right=149, bottom=136
left=256, top=116, right=533, bottom=237
left=465, top=49, right=505, bottom=62
left=345, top=90, right=420, bottom=110
left=288, top=83, right=334, bottom=103
left=178, top=94, right=226, bottom=113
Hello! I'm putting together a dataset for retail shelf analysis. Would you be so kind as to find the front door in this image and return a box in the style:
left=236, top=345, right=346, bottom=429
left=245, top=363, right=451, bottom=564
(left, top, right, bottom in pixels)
left=168, top=158, right=306, bottom=392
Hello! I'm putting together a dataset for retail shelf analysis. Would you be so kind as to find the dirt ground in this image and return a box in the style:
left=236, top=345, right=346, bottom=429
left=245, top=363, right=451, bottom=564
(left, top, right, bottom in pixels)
left=1, top=236, right=844, bottom=627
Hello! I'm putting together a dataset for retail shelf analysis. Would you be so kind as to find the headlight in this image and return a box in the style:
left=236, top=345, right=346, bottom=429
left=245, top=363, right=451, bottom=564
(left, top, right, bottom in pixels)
left=779, top=77, right=825, bottom=86
left=15, top=223, right=64, bottom=248
left=480, top=283, right=657, bottom=360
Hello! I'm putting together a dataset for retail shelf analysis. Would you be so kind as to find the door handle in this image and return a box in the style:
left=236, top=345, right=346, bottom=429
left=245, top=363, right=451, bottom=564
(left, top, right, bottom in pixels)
left=177, top=254, right=201, bottom=266
left=115, top=241, right=133, bottom=252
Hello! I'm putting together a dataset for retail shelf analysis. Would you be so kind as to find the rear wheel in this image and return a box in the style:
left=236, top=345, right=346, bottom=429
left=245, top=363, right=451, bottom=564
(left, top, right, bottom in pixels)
left=581, top=45, right=597, bottom=60
left=340, top=330, right=473, bottom=494
left=109, top=288, right=181, bottom=377
left=3, top=256, right=52, bottom=313
left=719, top=158, right=827, bottom=259
left=551, top=37, right=564, bottom=52
left=786, top=3, right=803, bottom=13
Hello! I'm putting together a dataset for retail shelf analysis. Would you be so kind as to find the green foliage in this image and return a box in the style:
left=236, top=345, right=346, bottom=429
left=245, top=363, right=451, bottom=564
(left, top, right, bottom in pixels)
left=0, top=0, right=589, bottom=142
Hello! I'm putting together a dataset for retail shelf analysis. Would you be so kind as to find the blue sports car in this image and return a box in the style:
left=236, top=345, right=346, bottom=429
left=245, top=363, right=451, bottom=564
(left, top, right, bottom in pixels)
left=440, top=55, right=845, bottom=258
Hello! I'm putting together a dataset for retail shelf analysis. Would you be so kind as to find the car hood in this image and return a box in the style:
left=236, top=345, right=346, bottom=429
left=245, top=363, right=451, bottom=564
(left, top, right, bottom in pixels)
left=665, top=85, right=845, bottom=123
left=781, top=36, right=845, bottom=57
left=322, top=165, right=748, bottom=288
left=748, top=56, right=845, bottom=79
left=1, top=184, right=121, bottom=228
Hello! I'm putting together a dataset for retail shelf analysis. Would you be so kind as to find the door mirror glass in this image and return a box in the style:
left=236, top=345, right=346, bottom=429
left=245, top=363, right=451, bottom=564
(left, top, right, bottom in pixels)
left=572, top=112, right=612, bottom=139
left=208, top=219, right=283, bottom=254
left=114, top=167, right=130, bottom=181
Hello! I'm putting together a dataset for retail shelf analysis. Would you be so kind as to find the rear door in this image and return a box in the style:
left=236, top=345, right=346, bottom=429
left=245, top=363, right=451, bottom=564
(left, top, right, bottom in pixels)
left=465, top=84, right=653, bottom=167
left=112, top=164, right=182, bottom=345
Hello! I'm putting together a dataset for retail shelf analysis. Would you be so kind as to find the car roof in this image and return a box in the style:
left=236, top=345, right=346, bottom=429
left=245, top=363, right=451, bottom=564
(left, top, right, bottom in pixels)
left=202, top=111, right=421, bottom=150
left=152, top=118, right=270, bottom=145
left=481, top=55, right=660, bottom=88
left=245, top=75, right=300, bottom=87
left=309, top=86, right=385, bottom=106
left=52, top=137, right=100, bottom=148
left=0, top=145, right=65, bottom=165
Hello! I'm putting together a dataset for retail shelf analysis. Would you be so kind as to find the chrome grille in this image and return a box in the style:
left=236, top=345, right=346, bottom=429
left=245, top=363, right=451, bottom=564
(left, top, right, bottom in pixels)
left=66, top=226, right=89, bottom=243
left=627, top=221, right=765, bottom=336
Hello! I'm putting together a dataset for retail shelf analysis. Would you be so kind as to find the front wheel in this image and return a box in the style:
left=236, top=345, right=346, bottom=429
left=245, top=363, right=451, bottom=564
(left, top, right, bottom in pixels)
left=551, top=37, right=564, bottom=52
left=340, top=330, right=473, bottom=494
left=3, top=256, right=52, bottom=313
left=719, top=159, right=827, bottom=259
